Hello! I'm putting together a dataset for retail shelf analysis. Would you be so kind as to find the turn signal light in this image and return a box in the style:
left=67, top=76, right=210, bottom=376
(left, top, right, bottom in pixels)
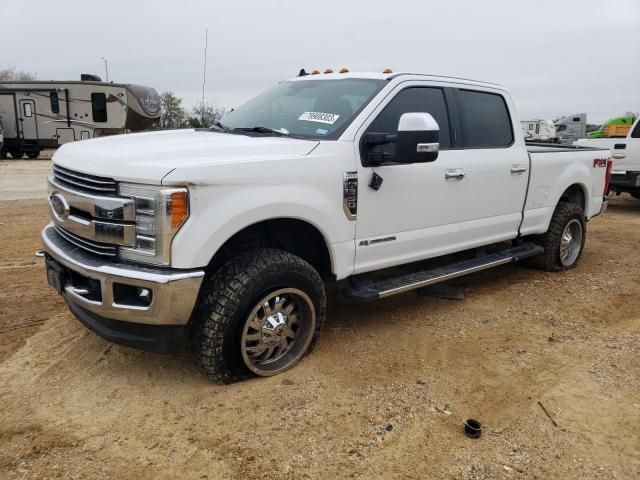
left=171, top=191, right=188, bottom=228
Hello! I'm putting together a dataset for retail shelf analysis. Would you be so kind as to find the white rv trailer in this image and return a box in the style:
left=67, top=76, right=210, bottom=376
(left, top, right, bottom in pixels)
left=520, top=119, right=557, bottom=142
left=0, top=78, right=160, bottom=158
left=554, top=113, right=587, bottom=144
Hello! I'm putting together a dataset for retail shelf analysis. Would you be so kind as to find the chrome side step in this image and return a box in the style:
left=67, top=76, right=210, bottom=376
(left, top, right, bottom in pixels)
left=345, top=243, right=544, bottom=302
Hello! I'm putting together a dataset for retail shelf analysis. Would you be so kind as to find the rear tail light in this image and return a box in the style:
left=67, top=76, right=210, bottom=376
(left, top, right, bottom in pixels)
left=604, top=158, right=613, bottom=195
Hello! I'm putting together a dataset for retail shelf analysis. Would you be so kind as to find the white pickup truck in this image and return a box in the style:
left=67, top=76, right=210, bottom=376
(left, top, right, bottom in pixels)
left=41, top=71, right=611, bottom=383
left=576, top=117, right=640, bottom=198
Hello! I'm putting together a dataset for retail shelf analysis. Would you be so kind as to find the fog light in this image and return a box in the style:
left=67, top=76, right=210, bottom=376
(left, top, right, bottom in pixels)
left=113, top=283, right=153, bottom=307
left=138, top=288, right=151, bottom=301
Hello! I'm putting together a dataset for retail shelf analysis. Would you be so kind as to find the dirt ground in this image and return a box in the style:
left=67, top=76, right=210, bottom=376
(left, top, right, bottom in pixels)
left=0, top=159, right=639, bottom=479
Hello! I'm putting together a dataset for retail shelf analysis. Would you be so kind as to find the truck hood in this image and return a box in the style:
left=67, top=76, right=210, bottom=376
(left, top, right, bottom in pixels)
left=53, top=129, right=319, bottom=184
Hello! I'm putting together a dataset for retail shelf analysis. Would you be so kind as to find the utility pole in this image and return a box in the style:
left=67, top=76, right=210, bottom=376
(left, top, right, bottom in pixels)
left=201, top=29, right=208, bottom=126
left=100, top=56, right=109, bottom=82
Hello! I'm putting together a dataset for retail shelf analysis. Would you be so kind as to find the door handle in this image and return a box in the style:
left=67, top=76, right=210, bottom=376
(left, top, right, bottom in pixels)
left=444, top=169, right=466, bottom=180
left=612, top=153, right=626, bottom=160
left=511, top=165, right=527, bottom=174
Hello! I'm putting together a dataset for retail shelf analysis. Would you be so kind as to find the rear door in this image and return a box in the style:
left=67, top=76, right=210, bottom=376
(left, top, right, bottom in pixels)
left=451, top=88, right=529, bottom=250
left=612, top=120, right=640, bottom=172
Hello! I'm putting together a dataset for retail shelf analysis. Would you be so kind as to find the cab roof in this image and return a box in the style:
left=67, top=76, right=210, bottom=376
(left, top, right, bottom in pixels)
left=287, top=71, right=504, bottom=89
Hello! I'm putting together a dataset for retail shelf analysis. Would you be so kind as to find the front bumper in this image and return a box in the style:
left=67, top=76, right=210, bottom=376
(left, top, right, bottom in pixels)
left=42, top=223, right=205, bottom=352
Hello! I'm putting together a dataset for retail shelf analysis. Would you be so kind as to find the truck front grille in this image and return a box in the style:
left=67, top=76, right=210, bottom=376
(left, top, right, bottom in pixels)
left=53, top=165, right=118, bottom=195
left=54, top=224, right=118, bottom=257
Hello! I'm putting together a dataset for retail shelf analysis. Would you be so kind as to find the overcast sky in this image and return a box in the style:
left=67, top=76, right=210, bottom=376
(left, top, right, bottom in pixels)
left=2, top=0, right=638, bottom=123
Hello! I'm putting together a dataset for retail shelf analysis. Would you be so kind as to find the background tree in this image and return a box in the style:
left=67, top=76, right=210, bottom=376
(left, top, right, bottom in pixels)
left=0, top=66, right=36, bottom=81
left=159, top=91, right=186, bottom=129
left=190, top=102, right=225, bottom=128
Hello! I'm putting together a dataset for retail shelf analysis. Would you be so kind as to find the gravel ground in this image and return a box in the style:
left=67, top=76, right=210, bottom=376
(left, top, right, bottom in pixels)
left=0, top=159, right=639, bottom=479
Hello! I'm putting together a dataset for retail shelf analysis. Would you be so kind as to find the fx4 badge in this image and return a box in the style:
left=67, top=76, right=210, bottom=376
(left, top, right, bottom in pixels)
left=593, top=158, right=607, bottom=168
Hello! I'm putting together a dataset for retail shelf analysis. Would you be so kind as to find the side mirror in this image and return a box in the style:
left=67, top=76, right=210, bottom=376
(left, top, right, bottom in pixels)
left=396, top=112, right=439, bottom=163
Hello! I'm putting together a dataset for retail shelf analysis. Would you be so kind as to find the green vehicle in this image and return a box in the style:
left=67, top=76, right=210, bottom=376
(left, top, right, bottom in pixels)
left=588, top=115, right=636, bottom=138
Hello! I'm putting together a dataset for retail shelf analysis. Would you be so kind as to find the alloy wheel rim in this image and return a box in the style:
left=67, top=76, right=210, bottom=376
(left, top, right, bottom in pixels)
left=559, top=219, right=583, bottom=267
left=240, top=288, right=315, bottom=376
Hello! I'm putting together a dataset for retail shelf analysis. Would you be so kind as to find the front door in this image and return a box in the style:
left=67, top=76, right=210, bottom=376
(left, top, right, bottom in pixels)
left=18, top=99, right=38, bottom=140
left=353, top=83, right=464, bottom=274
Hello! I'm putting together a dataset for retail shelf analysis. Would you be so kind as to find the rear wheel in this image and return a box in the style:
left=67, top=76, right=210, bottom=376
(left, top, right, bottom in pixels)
left=529, top=202, right=586, bottom=271
left=631, top=193, right=640, bottom=200
left=26, top=149, right=40, bottom=159
left=191, top=248, right=326, bottom=383
left=9, top=149, right=23, bottom=159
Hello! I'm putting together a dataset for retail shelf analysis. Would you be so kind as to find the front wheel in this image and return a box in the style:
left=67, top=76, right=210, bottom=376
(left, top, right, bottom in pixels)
left=529, top=202, right=586, bottom=271
left=191, top=248, right=326, bottom=383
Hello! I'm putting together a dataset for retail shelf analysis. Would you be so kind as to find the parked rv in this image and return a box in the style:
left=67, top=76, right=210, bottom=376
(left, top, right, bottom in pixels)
left=521, top=119, right=556, bottom=142
left=555, top=114, right=586, bottom=144
left=0, top=77, right=160, bottom=159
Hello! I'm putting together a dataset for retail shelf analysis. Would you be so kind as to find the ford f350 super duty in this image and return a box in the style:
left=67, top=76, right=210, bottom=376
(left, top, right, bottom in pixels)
left=576, top=116, right=640, bottom=198
left=41, top=71, right=612, bottom=383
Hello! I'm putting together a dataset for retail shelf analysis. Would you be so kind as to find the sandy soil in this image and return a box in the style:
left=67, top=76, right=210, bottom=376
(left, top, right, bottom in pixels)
left=0, top=160, right=639, bottom=479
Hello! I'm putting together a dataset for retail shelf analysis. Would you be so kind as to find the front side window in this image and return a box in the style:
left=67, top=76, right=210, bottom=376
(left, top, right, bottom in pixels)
left=220, top=78, right=385, bottom=139
left=366, top=87, right=452, bottom=148
left=457, top=89, right=513, bottom=148
left=535, top=124, right=540, bottom=134
left=50, top=92, right=60, bottom=114
left=23, top=102, right=33, bottom=117
left=557, top=124, right=567, bottom=132
left=631, top=120, right=640, bottom=138
left=91, top=93, right=107, bottom=122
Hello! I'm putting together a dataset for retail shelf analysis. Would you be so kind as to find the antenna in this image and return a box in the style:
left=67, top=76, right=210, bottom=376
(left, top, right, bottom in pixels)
left=201, top=28, right=208, bottom=126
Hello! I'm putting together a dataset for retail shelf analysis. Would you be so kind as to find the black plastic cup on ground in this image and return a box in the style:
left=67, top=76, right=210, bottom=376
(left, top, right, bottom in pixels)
left=464, top=418, right=482, bottom=439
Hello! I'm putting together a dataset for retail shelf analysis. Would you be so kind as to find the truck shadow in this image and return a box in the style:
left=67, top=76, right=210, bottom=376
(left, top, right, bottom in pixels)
left=606, top=194, right=640, bottom=213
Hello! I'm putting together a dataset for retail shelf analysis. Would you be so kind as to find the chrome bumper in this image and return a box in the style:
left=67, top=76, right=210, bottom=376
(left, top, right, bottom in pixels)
left=42, top=223, right=204, bottom=326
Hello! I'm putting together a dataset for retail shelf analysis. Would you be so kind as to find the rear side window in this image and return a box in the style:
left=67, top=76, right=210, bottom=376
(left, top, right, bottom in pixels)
left=50, top=92, right=60, bottom=114
left=91, top=93, right=107, bottom=122
left=367, top=87, right=451, bottom=148
left=457, top=89, right=513, bottom=148
left=632, top=121, right=640, bottom=138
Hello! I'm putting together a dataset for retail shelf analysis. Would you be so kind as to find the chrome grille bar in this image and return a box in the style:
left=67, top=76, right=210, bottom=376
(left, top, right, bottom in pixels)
left=53, top=165, right=117, bottom=195
left=54, top=224, right=118, bottom=257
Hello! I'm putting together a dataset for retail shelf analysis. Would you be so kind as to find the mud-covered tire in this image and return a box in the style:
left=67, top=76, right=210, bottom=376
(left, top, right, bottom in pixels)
left=528, top=202, right=586, bottom=271
left=191, top=248, right=326, bottom=384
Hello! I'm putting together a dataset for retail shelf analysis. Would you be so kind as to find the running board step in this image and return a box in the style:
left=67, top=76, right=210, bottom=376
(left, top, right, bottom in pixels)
left=345, top=242, right=544, bottom=302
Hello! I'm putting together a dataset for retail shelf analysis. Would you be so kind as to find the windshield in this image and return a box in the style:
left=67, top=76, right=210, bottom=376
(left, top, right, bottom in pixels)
left=219, top=78, right=386, bottom=139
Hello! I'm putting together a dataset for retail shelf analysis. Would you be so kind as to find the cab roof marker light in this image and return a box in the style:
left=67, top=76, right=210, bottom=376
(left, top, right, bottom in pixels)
left=311, top=69, right=320, bottom=75
left=339, top=67, right=349, bottom=73
left=383, top=68, right=393, bottom=74
left=324, top=68, right=334, bottom=74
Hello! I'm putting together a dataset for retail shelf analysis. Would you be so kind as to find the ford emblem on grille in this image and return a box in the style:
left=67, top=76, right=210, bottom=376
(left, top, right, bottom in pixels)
left=50, top=193, right=70, bottom=220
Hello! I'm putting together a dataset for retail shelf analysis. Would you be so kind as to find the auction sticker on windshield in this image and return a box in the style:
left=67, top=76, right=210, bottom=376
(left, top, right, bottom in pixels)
left=298, top=112, right=340, bottom=124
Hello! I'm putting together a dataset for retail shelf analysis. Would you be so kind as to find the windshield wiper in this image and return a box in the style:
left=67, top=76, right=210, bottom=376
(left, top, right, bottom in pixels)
left=210, top=121, right=232, bottom=133
left=233, top=126, right=289, bottom=136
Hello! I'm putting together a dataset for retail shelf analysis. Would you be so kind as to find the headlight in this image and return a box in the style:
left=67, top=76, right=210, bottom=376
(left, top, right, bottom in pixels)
left=118, top=183, right=189, bottom=266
